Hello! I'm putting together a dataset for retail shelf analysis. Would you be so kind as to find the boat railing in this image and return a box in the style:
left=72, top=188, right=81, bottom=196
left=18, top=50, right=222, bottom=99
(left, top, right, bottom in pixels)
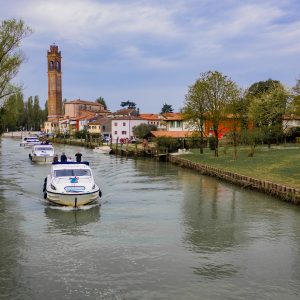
left=52, top=161, right=90, bottom=166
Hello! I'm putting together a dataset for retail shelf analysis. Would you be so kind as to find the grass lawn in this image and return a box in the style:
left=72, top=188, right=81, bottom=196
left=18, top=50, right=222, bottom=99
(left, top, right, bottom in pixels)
left=182, top=144, right=300, bottom=189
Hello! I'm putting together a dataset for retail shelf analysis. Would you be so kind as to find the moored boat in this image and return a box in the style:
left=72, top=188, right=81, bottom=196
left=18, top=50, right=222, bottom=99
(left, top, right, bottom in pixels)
left=43, top=162, right=101, bottom=207
left=29, top=144, right=54, bottom=163
left=93, top=145, right=112, bottom=154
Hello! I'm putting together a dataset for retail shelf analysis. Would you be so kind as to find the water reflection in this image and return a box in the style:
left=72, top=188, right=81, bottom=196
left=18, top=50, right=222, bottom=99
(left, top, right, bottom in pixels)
left=0, top=139, right=32, bottom=298
left=182, top=175, right=242, bottom=253
left=44, top=205, right=100, bottom=235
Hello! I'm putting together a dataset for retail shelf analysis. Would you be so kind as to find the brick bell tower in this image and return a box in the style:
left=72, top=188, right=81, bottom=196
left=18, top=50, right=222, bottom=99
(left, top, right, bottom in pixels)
left=47, top=44, right=63, bottom=121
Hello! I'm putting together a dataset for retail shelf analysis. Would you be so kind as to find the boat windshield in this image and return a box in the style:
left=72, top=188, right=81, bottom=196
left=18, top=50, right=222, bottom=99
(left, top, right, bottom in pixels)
left=54, top=169, right=91, bottom=177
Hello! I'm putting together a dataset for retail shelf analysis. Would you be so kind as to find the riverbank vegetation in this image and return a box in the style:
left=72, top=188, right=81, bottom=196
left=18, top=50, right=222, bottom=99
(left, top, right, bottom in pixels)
left=182, top=145, right=300, bottom=189
left=182, top=72, right=300, bottom=159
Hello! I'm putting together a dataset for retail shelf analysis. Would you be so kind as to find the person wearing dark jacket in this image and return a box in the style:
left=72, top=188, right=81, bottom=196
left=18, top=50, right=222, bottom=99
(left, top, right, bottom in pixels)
left=61, top=152, right=67, bottom=162
left=75, top=151, right=82, bottom=162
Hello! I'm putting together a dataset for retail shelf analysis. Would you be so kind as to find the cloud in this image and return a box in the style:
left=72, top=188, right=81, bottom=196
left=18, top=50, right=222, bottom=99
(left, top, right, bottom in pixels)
left=20, top=0, right=181, bottom=46
left=1, top=0, right=300, bottom=111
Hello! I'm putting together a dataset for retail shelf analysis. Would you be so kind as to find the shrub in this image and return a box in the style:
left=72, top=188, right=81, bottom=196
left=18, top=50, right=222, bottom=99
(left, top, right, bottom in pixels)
left=155, top=136, right=180, bottom=153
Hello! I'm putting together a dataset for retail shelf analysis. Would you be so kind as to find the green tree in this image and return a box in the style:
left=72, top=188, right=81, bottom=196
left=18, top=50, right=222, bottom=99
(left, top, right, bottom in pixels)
left=32, top=95, right=40, bottom=130
left=160, top=102, right=173, bottom=114
left=246, top=79, right=282, bottom=98
left=203, top=71, right=240, bottom=157
left=120, top=100, right=136, bottom=109
left=0, top=19, right=32, bottom=105
left=133, top=123, right=157, bottom=139
left=182, top=79, right=208, bottom=154
left=62, top=98, right=67, bottom=115
left=0, top=90, right=24, bottom=131
left=287, top=76, right=300, bottom=115
left=43, top=100, right=48, bottom=121
left=27, top=96, right=33, bottom=130
left=96, top=96, right=107, bottom=110
left=248, top=84, right=288, bottom=148
left=287, top=95, right=300, bottom=116
left=225, top=91, right=245, bottom=159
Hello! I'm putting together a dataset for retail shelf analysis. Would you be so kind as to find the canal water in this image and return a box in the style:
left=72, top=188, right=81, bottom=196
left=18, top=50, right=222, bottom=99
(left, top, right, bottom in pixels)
left=1, top=138, right=300, bottom=300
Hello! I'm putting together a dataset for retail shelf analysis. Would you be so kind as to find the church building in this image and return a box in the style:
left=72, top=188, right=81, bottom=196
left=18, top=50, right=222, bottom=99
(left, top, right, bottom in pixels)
left=44, top=44, right=107, bottom=134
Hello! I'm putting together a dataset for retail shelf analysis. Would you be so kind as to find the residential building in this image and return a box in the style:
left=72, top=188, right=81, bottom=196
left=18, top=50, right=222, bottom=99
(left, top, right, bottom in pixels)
left=139, top=113, right=167, bottom=130
left=111, top=117, right=146, bottom=142
left=64, top=99, right=107, bottom=118
left=87, top=116, right=111, bottom=140
left=162, top=113, right=191, bottom=131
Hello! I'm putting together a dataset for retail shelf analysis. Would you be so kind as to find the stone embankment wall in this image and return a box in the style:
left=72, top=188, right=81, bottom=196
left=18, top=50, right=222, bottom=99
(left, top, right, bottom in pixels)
left=169, top=155, right=300, bottom=204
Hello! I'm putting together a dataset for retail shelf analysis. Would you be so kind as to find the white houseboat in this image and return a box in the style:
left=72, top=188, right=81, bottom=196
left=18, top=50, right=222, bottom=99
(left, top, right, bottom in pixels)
left=20, top=136, right=41, bottom=147
left=43, top=162, right=101, bottom=207
left=29, top=144, right=54, bottom=163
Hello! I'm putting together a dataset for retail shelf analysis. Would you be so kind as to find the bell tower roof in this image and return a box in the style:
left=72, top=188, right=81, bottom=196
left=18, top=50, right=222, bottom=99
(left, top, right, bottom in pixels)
left=48, top=44, right=61, bottom=55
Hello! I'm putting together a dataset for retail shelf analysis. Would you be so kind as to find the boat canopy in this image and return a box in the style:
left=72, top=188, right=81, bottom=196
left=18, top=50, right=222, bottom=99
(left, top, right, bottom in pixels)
left=54, top=169, right=91, bottom=177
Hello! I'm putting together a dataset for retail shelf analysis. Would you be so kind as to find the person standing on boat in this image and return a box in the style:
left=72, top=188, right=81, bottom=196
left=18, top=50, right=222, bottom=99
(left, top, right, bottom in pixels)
left=53, top=154, right=59, bottom=163
left=61, top=152, right=67, bottom=162
left=75, top=151, right=82, bottom=162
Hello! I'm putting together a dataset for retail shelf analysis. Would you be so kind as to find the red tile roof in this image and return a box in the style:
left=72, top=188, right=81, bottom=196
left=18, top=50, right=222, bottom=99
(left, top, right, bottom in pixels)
left=139, top=113, right=161, bottom=121
left=66, top=99, right=103, bottom=106
left=161, top=113, right=184, bottom=121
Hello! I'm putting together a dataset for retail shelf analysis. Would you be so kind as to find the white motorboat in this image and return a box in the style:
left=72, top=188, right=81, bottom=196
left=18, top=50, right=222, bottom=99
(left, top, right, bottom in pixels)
left=44, top=162, right=101, bottom=207
left=29, top=144, right=54, bottom=163
left=20, top=136, right=40, bottom=147
left=93, top=145, right=112, bottom=154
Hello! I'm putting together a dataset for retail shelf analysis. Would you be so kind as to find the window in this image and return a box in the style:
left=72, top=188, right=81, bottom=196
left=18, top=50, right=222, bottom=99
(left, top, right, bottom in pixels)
left=114, top=122, right=118, bottom=126
left=102, top=125, right=105, bottom=130
left=122, top=131, right=127, bottom=135
left=49, top=61, right=54, bottom=70
left=54, top=169, right=91, bottom=177
left=123, top=122, right=126, bottom=126
left=114, top=131, right=117, bottom=135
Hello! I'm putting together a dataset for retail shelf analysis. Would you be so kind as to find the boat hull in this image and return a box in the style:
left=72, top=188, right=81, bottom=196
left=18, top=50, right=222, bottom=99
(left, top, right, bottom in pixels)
left=31, top=155, right=54, bottom=163
left=93, top=146, right=112, bottom=154
left=21, top=143, right=40, bottom=148
left=46, top=190, right=100, bottom=207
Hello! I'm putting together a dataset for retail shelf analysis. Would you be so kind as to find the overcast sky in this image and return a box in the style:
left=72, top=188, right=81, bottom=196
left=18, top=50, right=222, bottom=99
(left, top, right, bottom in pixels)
left=1, top=0, right=300, bottom=112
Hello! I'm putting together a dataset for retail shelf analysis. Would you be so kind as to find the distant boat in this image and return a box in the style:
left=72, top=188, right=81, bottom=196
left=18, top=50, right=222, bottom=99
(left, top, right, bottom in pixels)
left=20, top=136, right=40, bottom=147
left=43, top=162, right=101, bottom=207
left=29, top=144, right=54, bottom=163
left=93, top=145, right=112, bottom=154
